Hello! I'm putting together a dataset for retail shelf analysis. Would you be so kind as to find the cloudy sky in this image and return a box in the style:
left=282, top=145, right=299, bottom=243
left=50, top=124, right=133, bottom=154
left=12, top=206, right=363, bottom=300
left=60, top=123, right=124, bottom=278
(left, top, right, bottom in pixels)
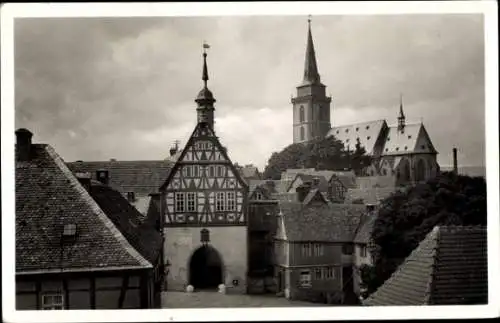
left=14, top=14, right=485, bottom=170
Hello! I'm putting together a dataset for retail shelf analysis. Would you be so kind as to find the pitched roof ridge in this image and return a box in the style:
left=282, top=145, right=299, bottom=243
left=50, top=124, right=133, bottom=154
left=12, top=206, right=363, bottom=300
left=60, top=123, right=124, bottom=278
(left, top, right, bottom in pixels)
left=424, top=225, right=441, bottom=305
left=44, top=144, right=152, bottom=269
left=332, top=119, right=386, bottom=128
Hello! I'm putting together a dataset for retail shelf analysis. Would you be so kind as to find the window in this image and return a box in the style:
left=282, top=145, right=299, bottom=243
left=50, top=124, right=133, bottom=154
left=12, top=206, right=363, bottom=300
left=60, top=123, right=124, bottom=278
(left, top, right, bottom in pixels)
left=254, top=191, right=264, bottom=200
left=342, top=244, right=354, bottom=255
left=183, top=166, right=192, bottom=177
left=396, top=147, right=399, bottom=151
left=226, top=192, right=236, bottom=211
left=187, top=192, right=196, bottom=212
left=126, top=191, right=135, bottom=202
left=209, top=165, right=215, bottom=177
left=404, top=146, right=408, bottom=150
left=366, top=125, right=370, bottom=130
left=367, top=136, right=371, bottom=140
left=314, top=268, right=322, bottom=280
left=408, top=135, right=412, bottom=139
left=300, top=126, right=305, bottom=141
left=421, top=145, right=426, bottom=149
left=217, top=166, right=224, bottom=177
left=299, top=270, right=312, bottom=287
left=355, top=127, right=359, bottom=131
left=301, top=243, right=312, bottom=257
left=42, top=293, right=64, bottom=310
left=345, top=129, right=349, bottom=133
left=360, top=245, right=367, bottom=257
left=62, top=224, right=77, bottom=237
left=193, top=165, right=199, bottom=177
left=216, top=192, right=225, bottom=211
left=175, top=193, right=185, bottom=212
left=313, top=243, right=324, bottom=256
left=387, top=137, right=390, bottom=141
left=336, top=130, right=339, bottom=134
left=323, top=267, right=334, bottom=279
left=299, top=106, right=305, bottom=122
left=201, top=228, right=210, bottom=243
left=382, top=169, right=387, bottom=176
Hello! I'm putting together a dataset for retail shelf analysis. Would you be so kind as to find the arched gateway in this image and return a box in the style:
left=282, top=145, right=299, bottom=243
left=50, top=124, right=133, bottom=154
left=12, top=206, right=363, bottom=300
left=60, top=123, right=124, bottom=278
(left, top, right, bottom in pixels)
left=189, top=245, right=224, bottom=289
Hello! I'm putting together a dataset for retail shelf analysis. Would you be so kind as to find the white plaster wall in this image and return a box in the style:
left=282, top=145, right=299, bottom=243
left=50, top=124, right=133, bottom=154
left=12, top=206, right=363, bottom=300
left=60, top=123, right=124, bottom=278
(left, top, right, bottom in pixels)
left=164, top=226, right=248, bottom=293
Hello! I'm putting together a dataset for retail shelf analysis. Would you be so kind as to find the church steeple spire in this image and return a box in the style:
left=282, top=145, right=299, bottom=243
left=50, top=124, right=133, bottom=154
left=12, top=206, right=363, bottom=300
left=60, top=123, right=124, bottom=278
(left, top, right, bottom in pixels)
left=195, top=42, right=216, bottom=128
left=303, top=15, right=321, bottom=85
left=398, top=93, right=406, bottom=132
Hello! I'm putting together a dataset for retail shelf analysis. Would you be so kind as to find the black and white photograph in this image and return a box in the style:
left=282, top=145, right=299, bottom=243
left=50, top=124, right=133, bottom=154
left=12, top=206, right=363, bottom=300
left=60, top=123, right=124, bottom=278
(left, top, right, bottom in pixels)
left=1, top=1, right=499, bottom=322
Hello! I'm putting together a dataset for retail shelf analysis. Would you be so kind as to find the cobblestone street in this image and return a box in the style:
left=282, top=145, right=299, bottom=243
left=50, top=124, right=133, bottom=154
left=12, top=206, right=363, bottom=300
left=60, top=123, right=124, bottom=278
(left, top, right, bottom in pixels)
left=162, top=291, right=327, bottom=308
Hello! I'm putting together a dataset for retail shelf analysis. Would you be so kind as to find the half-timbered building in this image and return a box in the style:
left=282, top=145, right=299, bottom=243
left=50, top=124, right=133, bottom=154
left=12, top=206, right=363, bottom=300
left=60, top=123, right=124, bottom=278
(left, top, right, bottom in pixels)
left=159, top=48, right=249, bottom=293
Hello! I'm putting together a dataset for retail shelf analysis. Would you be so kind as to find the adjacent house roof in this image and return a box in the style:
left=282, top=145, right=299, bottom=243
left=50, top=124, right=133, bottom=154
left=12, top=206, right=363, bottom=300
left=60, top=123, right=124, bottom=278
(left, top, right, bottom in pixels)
left=16, top=144, right=152, bottom=274
left=327, top=119, right=387, bottom=155
left=363, top=225, right=487, bottom=306
left=354, top=213, right=377, bottom=244
left=356, top=176, right=396, bottom=189
left=239, top=165, right=261, bottom=180
left=344, top=187, right=397, bottom=205
left=278, top=202, right=366, bottom=242
left=67, top=160, right=173, bottom=196
left=89, top=180, right=163, bottom=264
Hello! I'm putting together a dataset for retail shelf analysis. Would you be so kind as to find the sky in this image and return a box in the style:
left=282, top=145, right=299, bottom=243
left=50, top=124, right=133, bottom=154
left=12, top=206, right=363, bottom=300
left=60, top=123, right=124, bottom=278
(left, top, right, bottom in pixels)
left=14, top=14, right=485, bottom=170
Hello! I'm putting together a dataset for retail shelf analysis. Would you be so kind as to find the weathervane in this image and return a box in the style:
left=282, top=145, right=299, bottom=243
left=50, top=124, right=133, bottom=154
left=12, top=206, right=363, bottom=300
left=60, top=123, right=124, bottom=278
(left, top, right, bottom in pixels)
left=203, top=40, right=210, bottom=54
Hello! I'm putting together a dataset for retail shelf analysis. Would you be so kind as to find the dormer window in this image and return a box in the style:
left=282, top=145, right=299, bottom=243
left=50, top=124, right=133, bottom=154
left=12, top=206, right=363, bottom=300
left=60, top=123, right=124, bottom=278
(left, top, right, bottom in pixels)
left=127, top=192, right=135, bottom=202
left=254, top=191, right=264, bottom=200
left=62, top=224, right=77, bottom=242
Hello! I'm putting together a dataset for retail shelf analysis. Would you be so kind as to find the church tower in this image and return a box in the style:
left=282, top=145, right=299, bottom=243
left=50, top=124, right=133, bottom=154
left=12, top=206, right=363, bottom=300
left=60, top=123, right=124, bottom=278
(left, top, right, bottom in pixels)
left=195, top=46, right=216, bottom=129
left=292, top=17, right=332, bottom=144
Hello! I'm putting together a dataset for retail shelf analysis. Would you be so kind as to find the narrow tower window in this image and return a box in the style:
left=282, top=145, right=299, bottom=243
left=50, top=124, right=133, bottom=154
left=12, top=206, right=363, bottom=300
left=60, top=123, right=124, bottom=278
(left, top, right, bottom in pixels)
left=300, top=126, right=305, bottom=141
left=299, top=105, right=305, bottom=123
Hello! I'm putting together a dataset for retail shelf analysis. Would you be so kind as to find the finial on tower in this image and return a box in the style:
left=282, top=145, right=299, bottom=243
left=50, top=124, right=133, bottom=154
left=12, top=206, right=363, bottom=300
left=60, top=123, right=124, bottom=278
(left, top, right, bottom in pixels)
left=308, top=14, right=312, bottom=25
left=398, top=93, right=406, bottom=132
left=202, top=41, right=210, bottom=88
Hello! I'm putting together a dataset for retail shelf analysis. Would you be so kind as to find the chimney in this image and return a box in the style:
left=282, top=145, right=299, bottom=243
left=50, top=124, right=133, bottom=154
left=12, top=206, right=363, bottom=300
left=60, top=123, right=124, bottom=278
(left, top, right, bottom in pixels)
left=75, top=172, right=92, bottom=192
left=296, top=182, right=312, bottom=203
left=96, top=169, right=109, bottom=185
left=452, top=147, right=458, bottom=175
left=15, top=128, right=33, bottom=162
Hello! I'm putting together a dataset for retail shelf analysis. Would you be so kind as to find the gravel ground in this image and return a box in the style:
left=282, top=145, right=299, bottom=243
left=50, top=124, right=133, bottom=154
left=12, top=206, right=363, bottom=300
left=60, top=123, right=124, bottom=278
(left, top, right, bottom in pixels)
left=162, top=291, right=327, bottom=308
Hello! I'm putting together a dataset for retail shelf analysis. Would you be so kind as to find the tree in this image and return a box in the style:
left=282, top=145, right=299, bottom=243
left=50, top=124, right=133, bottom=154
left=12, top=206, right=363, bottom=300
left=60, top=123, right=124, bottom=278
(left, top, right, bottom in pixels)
left=351, top=138, right=373, bottom=176
left=361, top=171, right=487, bottom=296
left=262, top=136, right=371, bottom=179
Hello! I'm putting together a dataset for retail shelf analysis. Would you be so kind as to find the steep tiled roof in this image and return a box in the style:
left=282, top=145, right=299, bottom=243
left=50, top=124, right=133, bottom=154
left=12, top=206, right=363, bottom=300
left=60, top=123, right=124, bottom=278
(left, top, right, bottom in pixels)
left=356, top=176, right=396, bottom=189
left=345, top=187, right=396, bottom=205
left=240, top=165, right=261, bottom=179
left=89, top=181, right=163, bottom=264
left=328, top=120, right=387, bottom=155
left=67, top=160, right=173, bottom=196
left=354, top=213, right=377, bottom=244
left=364, top=226, right=487, bottom=306
left=332, top=171, right=357, bottom=189
left=279, top=202, right=366, bottom=242
left=381, top=124, right=422, bottom=155
left=16, top=144, right=152, bottom=274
